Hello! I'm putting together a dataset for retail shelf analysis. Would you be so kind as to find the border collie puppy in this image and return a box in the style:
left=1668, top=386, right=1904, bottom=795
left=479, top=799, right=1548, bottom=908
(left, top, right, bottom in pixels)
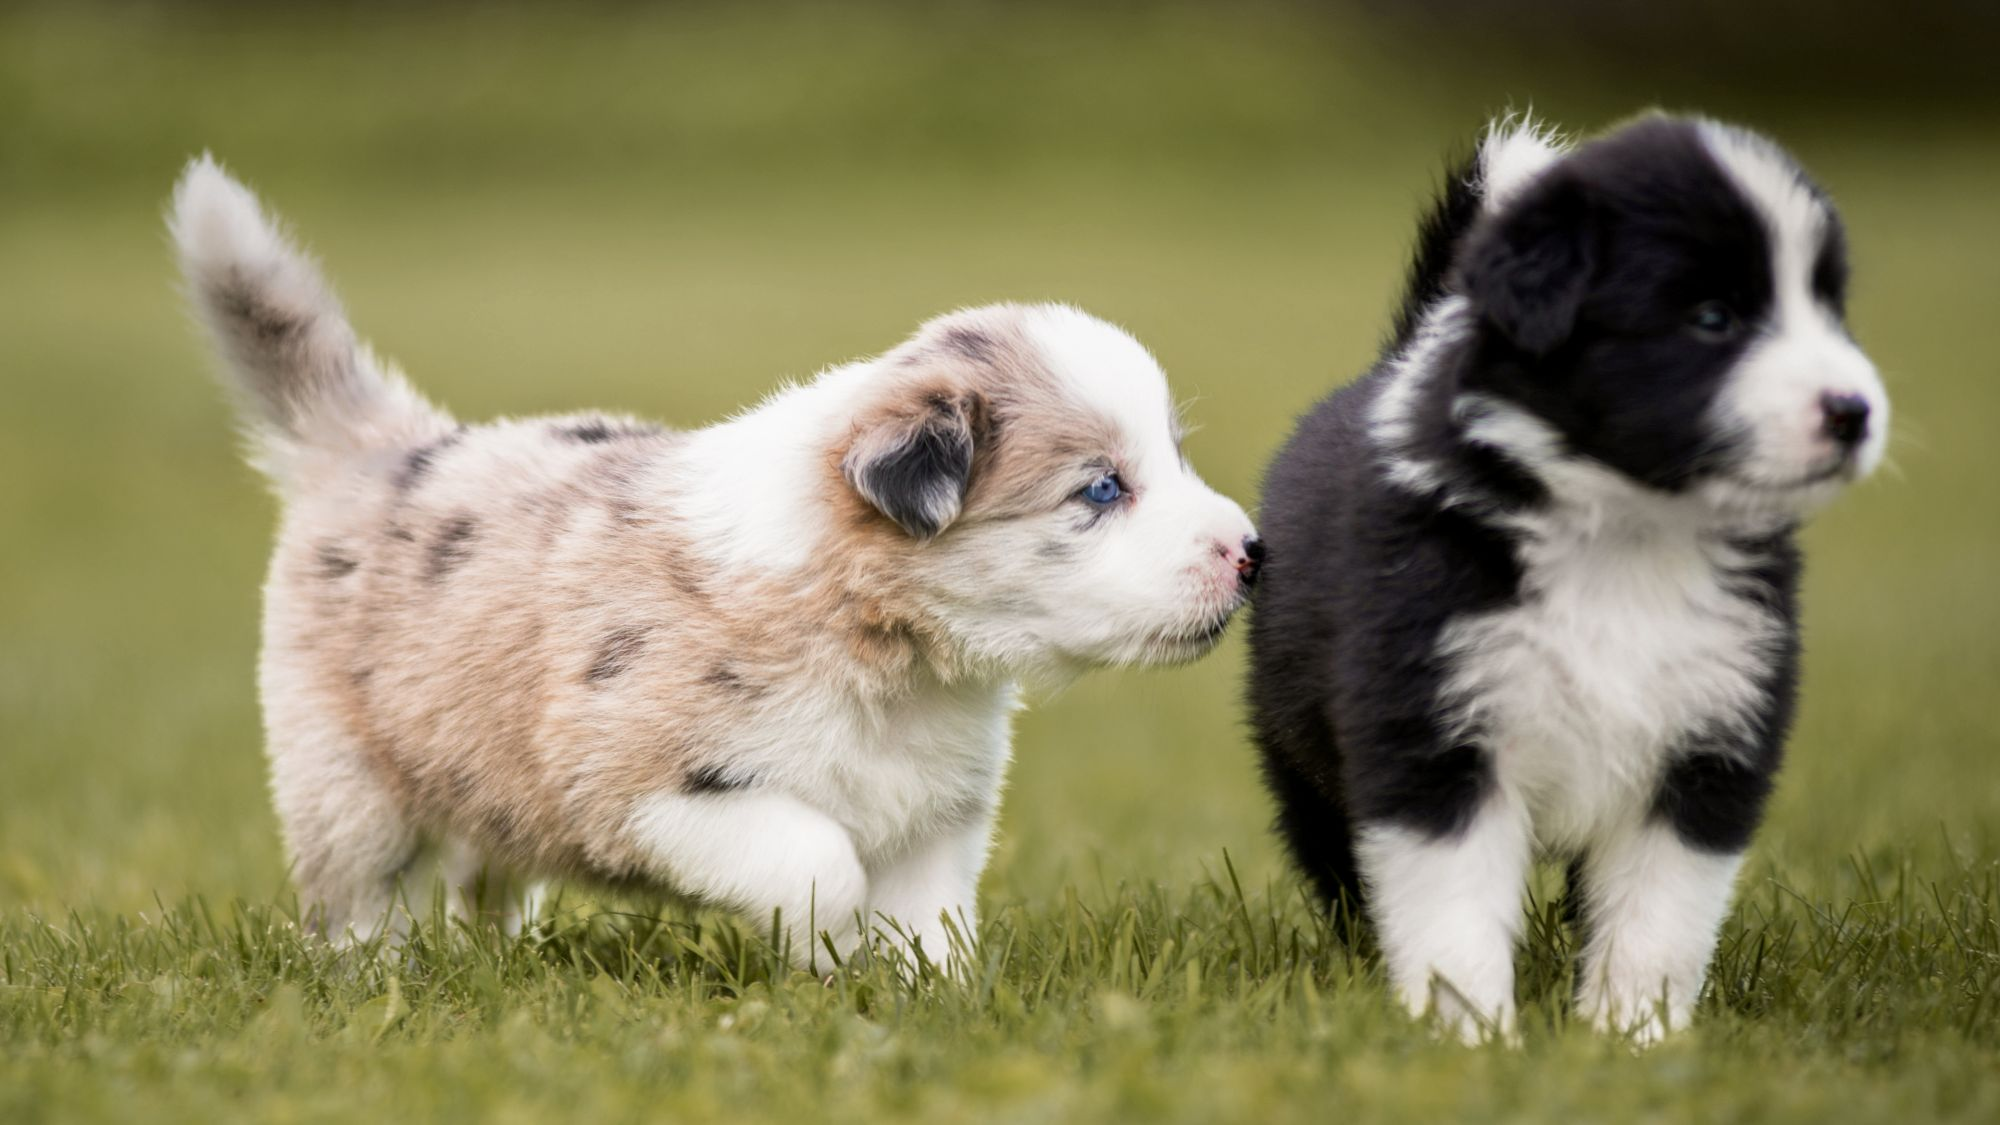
left=1248, top=114, right=1887, bottom=1041
left=171, top=158, right=1259, bottom=967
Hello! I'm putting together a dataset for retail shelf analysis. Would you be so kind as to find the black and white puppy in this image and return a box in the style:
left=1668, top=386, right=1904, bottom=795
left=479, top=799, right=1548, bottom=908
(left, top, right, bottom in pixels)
left=1248, top=115, right=1888, bottom=1041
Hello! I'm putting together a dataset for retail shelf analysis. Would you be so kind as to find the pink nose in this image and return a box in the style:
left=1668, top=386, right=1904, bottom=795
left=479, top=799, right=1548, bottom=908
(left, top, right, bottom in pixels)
left=1218, top=535, right=1264, bottom=588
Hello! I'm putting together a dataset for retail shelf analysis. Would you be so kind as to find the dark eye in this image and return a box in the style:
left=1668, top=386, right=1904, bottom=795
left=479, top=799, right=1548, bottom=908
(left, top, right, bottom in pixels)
left=1080, top=472, right=1124, bottom=506
left=1688, top=300, right=1739, bottom=340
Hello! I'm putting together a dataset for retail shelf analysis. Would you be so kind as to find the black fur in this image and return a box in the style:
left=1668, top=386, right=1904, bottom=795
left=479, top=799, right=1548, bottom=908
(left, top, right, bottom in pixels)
left=940, top=327, right=997, bottom=365
left=701, top=664, right=766, bottom=697
left=396, top=428, right=464, bottom=491
left=684, top=765, right=749, bottom=795
left=586, top=627, right=649, bottom=685
left=555, top=418, right=661, bottom=444
left=425, top=515, right=477, bottom=581
left=1249, top=118, right=1833, bottom=914
left=1388, top=149, right=1485, bottom=353
left=314, top=543, right=359, bottom=579
left=846, top=395, right=977, bottom=540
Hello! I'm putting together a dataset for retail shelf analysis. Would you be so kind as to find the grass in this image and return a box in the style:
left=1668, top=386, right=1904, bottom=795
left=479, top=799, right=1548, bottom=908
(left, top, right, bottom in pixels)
left=3, top=3, right=1999, bottom=1121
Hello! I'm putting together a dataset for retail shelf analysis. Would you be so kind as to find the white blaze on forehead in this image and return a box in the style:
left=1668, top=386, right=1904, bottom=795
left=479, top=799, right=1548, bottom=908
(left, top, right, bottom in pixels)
left=1020, top=304, right=1181, bottom=469
left=1697, top=121, right=1890, bottom=485
left=1477, top=113, right=1572, bottom=214
left=1696, top=121, right=1832, bottom=317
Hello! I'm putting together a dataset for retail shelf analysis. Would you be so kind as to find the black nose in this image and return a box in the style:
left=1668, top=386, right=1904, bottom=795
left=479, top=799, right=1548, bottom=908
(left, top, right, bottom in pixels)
left=1821, top=392, right=1872, bottom=448
left=1239, top=535, right=1265, bottom=587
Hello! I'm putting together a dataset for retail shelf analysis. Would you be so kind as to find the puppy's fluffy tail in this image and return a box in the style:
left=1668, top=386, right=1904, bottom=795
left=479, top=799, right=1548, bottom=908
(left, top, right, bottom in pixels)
left=170, top=155, right=450, bottom=485
left=1384, top=113, right=1571, bottom=356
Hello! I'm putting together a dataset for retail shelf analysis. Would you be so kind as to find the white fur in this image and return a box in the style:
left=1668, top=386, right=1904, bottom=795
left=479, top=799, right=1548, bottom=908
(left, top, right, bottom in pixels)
left=864, top=813, right=994, bottom=969
left=172, top=154, right=286, bottom=275
left=1574, top=821, right=1744, bottom=1043
left=628, top=789, right=872, bottom=963
left=1367, top=297, right=1473, bottom=497
left=1442, top=405, right=1784, bottom=849
left=1358, top=795, right=1532, bottom=1042
left=627, top=670, right=1009, bottom=971
left=669, top=374, right=854, bottom=574
left=1696, top=122, right=1890, bottom=518
left=1477, top=113, right=1571, bottom=211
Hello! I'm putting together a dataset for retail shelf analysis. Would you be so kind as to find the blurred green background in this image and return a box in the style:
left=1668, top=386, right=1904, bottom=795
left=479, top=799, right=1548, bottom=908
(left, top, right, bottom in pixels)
left=2, top=0, right=1996, bottom=931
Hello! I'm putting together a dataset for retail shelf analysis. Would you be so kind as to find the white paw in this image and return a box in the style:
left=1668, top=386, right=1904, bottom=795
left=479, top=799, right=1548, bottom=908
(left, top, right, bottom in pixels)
left=1578, top=984, right=1687, bottom=1047
left=1400, top=974, right=1518, bottom=1047
left=870, top=917, right=963, bottom=979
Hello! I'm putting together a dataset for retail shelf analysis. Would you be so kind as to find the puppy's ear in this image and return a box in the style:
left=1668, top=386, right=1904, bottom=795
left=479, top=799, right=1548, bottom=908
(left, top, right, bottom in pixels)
left=1459, top=170, right=1596, bottom=356
left=843, top=389, right=984, bottom=540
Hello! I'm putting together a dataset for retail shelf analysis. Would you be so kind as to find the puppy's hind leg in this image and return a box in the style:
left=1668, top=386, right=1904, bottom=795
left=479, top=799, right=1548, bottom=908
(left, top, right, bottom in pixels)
left=266, top=714, right=421, bottom=945
left=1260, top=749, right=1366, bottom=933
left=624, top=789, right=869, bottom=972
left=438, top=839, right=523, bottom=933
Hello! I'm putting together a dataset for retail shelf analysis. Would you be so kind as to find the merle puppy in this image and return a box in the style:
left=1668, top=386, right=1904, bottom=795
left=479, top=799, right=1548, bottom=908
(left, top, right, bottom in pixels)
left=170, top=158, right=1258, bottom=968
left=1247, top=115, right=1888, bottom=1042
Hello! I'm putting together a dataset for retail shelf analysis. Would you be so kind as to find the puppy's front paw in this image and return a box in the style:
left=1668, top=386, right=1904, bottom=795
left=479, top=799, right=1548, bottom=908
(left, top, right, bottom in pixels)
left=869, top=917, right=965, bottom=982
left=1404, top=979, right=1519, bottom=1047
left=1577, top=980, right=1686, bottom=1048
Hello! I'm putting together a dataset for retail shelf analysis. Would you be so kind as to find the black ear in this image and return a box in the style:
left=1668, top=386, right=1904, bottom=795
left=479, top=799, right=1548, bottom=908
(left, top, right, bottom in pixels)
left=1459, top=171, right=1596, bottom=356
left=842, top=392, right=981, bottom=540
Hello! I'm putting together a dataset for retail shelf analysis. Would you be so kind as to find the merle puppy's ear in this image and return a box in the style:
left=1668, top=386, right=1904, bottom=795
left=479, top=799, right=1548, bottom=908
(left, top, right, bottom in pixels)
left=1459, top=170, right=1596, bottom=356
left=842, top=389, right=984, bottom=540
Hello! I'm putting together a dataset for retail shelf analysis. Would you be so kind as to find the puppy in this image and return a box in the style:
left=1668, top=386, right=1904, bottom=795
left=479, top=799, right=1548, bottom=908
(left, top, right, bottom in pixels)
left=170, top=157, right=1260, bottom=967
left=1248, top=115, right=1887, bottom=1041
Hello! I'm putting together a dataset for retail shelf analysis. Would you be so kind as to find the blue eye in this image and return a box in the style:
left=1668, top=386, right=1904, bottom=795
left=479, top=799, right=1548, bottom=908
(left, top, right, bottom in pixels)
left=1081, top=472, right=1124, bottom=506
left=1689, top=300, right=1739, bottom=339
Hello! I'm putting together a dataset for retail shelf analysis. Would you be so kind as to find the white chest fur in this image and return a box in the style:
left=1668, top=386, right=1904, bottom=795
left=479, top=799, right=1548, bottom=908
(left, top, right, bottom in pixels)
left=1435, top=502, right=1782, bottom=851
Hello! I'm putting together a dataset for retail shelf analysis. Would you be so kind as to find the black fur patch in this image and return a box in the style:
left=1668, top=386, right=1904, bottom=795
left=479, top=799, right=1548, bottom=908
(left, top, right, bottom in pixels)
left=314, top=543, right=359, bottom=579
left=555, top=419, right=660, bottom=444
left=1389, top=147, right=1486, bottom=354
left=1652, top=752, right=1774, bottom=854
left=847, top=397, right=975, bottom=540
left=425, top=516, right=477, bottom=580
left=940, top=327, right=997, bottom=365
left=684, top=764, right=748, bottom=794
left=397, top=429, right=465, bottom=491
left=586, top=628, right=649, bottom=684
left=217, top=285, right=308, bottom=345
left=701, top=664, right=762, bottom=696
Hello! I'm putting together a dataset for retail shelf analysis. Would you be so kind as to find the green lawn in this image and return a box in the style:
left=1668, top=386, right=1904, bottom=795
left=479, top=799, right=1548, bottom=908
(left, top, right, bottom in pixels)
left=3, top=5, right=1998, bottom=1121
